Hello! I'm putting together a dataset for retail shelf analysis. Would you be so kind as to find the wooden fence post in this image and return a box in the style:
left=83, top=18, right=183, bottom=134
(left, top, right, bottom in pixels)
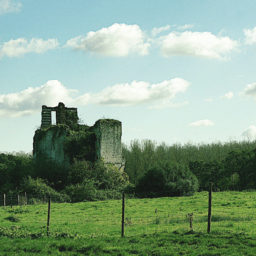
left=47, top=196, right=51, bottom=236
left=187, top=213, right=193, bottom=231
left=207, top=182, right=213, bottom=233
left=17, top=194, right=20, bottom=206
left=3, top=194, right=6, bottom=207
left=121, top=192, right=125, bottom=237
left=24, top=192, right=27, bottom=205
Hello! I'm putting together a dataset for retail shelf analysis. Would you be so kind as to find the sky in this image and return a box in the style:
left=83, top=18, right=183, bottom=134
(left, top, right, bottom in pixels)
left=1, top=0, right=256, bottom=153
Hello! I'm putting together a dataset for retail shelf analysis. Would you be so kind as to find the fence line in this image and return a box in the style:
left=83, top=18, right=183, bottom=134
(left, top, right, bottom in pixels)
left=1, top=190, right=256, bottom=238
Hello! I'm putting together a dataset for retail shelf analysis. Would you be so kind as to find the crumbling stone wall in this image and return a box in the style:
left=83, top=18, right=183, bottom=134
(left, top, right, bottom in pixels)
left=33, top=126, right=69, bottom=165
left=93, top=119, right=123, bottom=167
left=41, top=102, right=78, bottom=129
left=33, top=103, right=123, bottom=168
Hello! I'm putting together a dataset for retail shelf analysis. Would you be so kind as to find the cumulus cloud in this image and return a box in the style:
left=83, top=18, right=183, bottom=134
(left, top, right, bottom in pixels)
left=242, top=125, right=256, bottom=140
left=89, top=78, right=190, bottom=107
left=0, top=38, right=59, bottom=58
left=0, top=78, right=189, bottom=117
left=66, top=23, right=150, bottom=56
left=189, top=119, right=214, bottom=127
left=241, top=82, right=256, bottom=99
left=244, top=27, right=256, bottom=45
left=0, top=80, right=75, bottom=117
left=151, top=25, right=171, bottom=37
left=0, top=0, right=21, bottom=15
left=222, top=91, right=234, bottom=99
left=160, top=31, right=237, bottom=59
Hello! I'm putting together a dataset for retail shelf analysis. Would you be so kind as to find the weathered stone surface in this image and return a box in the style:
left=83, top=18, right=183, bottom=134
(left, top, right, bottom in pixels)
left=94, top=119, right=122, bottom=167
left=41, top=102, right=78, bottom=129
left=33, top=103, right=123, bottom=169
left=33, top=126, right=69, bottom=165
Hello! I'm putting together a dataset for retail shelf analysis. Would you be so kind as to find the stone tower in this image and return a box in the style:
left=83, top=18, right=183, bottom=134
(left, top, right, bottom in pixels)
left=94, top=119, right=123, bottom=166
left=33, top=103, right=123, bottom=169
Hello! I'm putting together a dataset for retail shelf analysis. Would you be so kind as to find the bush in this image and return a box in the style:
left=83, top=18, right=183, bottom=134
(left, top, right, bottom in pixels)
left=64, top=180, right=97, bottom=202
left=67, top=160, right=129, bottom=191
left=135, top=168, right=166, bottom=197
left=20, top=176, right=70, bottom=202
left=123, top=183, right=136, bottom=194
left=92, top=161, right=129, bottom=190
left=64, top=181, right=123, bottom=202
left=66, top=160, right=92, bottom=185
left=135, top=164, right=198, bottom=198
left=33, top=158, right=69, bottom=190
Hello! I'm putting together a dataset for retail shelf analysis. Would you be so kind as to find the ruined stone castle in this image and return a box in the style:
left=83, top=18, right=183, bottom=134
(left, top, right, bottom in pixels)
left=33, top=102, right=123, bottom=168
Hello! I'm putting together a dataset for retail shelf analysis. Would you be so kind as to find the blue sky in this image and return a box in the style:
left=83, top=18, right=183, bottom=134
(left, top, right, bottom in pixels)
left=1, top=0, right=256, bottom=153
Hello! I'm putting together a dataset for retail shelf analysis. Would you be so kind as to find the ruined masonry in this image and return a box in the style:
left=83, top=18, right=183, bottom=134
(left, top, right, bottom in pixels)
left=41, top=102, right=78, bottom=128
left=33, top=102, right=123, bottom=168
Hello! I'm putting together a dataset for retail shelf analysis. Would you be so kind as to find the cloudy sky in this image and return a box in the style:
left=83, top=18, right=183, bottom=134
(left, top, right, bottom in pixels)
left=1, top=0, right=256, bottom=153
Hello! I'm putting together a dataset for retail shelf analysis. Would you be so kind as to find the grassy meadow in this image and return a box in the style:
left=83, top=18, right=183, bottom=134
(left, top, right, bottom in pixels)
left=1, top=191, right=256, bottom=255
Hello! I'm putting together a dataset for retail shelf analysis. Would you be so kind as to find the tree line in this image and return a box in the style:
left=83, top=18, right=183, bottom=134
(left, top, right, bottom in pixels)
left=123, top=140, right=256, bottom=195
left=1, top=139, right=256, bottom=202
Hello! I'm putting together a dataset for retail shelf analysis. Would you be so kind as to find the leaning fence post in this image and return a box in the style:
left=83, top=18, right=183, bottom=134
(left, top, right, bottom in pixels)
left=3, top=194, right=6, bottom=207
left=207, top=182, right=213, bottom=233
left=47, top=196, right=51, bottom=236
left=121, top=192, right=125, bottom=237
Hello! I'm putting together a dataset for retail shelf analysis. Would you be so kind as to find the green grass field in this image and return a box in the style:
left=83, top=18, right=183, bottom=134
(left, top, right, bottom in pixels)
left=1, top=191, right=256, bottom=255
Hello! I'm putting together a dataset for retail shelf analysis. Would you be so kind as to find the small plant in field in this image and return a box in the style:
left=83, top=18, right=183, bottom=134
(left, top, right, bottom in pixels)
left=5, top=215, right=20, bottom=222
left=125, top=217, right=132, bottom=225
left=8, top=207, right=29, bottom=214
left=154, top=216, right=161, bottom=225
left=153, top=209, right=160, bottom=225
left=225, top=223, right=234, bottom=227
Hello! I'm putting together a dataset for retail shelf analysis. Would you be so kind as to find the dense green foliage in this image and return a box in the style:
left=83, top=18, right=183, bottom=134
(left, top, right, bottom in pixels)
left=2, top=139, right=256, bottom=201
left=64, top=125, right=96, bottom=163
left=0, top=153, right=33, bottom=191
left=0, top=153, right=128, bottom=202
left=1, top=192, right=256, bottom=255
left=135, top=164, right=198, bottom=197
left=123, top=139, right=256, bottom=193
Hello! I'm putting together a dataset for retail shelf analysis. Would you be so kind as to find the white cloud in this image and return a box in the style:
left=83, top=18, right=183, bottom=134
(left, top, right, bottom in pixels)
left=0, top=0, right=21, bottom=15
left=66, top=23, right=150, bottom=56
left=222, top=91, right=234, bottom=99
left=160, top=31, right=237, bottom=59
left=0, top=38, right=59, bottom=58
left=189, top=119, right=214, bottom=127
left=0, top=78, right=189, bottom=117
left=242, top=82, right=256, bottom=99
left=242, top=125, right=256, bottom=140
left=0, top=80, right=75, bottom=117
left=151, top=25, right=171, bottom=36
left=244, top=27, right=256, bottom=45
left=89, top=78, right=190, bottom=107
left=177, top=24, right=194, bottom=30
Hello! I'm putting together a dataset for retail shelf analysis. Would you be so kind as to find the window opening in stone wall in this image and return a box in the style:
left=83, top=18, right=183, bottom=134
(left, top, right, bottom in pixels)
left=52, top=111, right=56, bottom=125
